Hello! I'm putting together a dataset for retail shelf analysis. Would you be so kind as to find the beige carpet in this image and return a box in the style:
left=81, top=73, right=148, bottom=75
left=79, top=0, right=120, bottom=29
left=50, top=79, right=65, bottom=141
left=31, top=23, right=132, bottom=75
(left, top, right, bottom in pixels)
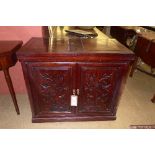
left=0, top=70, right=155, bottom=129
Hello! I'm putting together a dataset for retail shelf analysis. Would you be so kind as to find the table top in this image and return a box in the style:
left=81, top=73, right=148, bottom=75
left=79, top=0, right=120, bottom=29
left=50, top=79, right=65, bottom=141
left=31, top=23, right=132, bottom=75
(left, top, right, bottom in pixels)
left=17, top=26, right=133, bottom=56
left=0, top=41, right=23, bottom=56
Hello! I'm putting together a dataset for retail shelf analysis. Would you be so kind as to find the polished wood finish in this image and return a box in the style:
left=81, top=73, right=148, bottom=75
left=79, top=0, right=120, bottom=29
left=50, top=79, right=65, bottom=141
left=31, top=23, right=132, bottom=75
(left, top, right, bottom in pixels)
left=0, top=41, right=23, bottom=114
left=17, top=27, right=135, bottom=122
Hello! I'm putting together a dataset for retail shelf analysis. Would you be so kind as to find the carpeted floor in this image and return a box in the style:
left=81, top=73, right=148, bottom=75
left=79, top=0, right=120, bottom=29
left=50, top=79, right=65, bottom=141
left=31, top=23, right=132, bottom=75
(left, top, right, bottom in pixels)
left=0, top=70, right=155, bottom=129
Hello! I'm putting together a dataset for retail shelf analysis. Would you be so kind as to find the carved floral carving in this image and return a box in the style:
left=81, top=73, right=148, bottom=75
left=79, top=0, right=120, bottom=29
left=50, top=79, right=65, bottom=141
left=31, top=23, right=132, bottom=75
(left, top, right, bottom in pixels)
left=33, top=68, right=71, bottom=112
left=80, top=69, right=115, bottom=113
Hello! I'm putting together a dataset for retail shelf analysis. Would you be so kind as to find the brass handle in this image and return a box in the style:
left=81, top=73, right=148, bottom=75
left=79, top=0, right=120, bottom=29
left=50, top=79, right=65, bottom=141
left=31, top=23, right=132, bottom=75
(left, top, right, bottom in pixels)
left=73, top=89, right=76, bottom=95
left=77, top=89, right=80, bottom=95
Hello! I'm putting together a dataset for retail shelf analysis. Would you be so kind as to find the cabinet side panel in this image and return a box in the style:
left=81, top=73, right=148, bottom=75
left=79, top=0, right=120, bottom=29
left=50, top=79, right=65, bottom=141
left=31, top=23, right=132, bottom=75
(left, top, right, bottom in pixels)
left=21, top=62, right=36, bottom=117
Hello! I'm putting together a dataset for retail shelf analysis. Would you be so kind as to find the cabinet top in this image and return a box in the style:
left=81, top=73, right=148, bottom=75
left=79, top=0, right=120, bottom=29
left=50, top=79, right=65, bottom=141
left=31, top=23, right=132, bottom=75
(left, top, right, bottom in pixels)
left=17, top=27, right=133, bottom=56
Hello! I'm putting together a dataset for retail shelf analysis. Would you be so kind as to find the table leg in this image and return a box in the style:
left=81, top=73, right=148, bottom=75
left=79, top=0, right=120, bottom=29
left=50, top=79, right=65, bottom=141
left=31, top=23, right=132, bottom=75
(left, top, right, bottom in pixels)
left=130, top=57, right=138, bottom=77
left=3, top=69, right=20, bottom=115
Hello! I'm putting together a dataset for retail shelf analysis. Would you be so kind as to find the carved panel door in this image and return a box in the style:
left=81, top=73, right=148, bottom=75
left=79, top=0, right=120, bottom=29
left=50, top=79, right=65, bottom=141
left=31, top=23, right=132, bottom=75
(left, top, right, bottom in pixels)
left=27, top=62, right=76, bottom=117
left=77, top=63, right=124, bottom=116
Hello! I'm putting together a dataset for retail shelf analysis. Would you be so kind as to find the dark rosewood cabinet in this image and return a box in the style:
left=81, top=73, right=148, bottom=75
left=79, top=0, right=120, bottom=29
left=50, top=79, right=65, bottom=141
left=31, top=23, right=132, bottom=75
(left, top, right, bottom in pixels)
left=17, top=27, right=135, bottom=122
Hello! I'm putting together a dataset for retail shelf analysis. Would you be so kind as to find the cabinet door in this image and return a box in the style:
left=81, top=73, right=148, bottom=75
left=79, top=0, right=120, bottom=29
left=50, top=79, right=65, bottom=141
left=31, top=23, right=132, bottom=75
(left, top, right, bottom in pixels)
left=27, top=62, right=76, bottom=117
left=77, top=63, right=126, bottom=116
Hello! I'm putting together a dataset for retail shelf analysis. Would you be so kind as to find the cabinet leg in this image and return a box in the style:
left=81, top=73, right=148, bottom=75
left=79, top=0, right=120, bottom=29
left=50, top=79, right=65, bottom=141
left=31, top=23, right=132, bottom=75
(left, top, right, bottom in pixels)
left=3, top=69, right=20, bottom=115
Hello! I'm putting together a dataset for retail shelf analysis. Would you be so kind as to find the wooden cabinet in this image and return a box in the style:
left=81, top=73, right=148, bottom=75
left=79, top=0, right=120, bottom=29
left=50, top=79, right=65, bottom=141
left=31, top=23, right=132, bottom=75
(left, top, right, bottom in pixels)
left=26, top=62, right=127, bottom=122
left=17, top=27, right=135, bottom=122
